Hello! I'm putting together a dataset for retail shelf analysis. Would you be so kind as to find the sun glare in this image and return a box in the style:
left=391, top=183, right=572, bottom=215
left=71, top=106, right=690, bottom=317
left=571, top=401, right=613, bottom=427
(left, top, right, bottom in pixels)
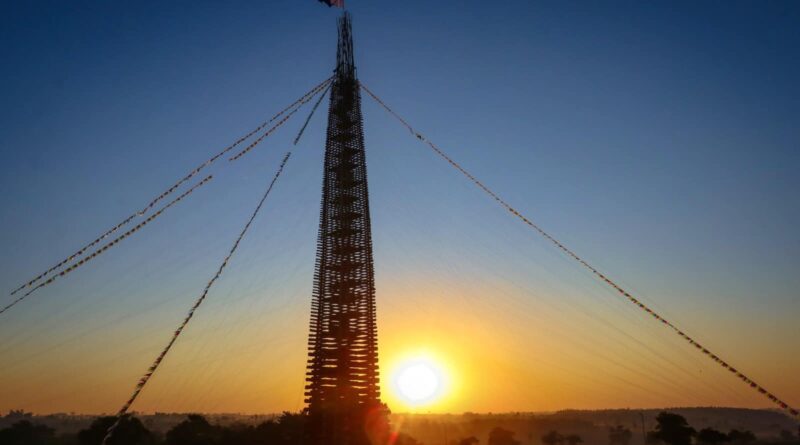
left=391, top=356, right=446, bottom=407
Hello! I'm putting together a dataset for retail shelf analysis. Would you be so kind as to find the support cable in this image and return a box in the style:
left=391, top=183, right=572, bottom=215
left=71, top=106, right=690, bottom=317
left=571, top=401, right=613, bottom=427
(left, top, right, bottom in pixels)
left=360, top=82, right=800, bottom=420
left=0, top=176, right=214, bottom=317
left=294, top=83, right=332, bottom=145
left=101, top=152, right=293, bottom=445
left=8, top=77, right=331, bottom=298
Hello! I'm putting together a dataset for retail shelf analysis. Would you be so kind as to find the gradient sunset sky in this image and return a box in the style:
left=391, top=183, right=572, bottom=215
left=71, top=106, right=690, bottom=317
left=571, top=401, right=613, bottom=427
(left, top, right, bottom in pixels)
left=0, top=1, right=798, bottom=415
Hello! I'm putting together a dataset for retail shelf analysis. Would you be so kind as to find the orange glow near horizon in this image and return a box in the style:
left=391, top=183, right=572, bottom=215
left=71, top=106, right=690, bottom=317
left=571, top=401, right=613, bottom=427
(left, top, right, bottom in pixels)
left=1, top=277, right=798, bottom=415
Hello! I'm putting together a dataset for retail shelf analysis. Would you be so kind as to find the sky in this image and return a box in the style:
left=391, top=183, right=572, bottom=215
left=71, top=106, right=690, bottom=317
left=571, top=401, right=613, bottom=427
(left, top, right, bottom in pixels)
left=0, top=1, right=798, bottom=416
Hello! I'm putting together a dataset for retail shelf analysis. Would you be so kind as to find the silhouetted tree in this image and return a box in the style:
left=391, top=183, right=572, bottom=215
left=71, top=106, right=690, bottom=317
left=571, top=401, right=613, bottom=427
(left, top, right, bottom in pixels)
left=275, top=411, right=309, bottom=444
left=697, top=428, right=730, bottom=445
left=250, top=420, right=282, bottom=444
left=394, top=432, right=423, bottom=445
left=165, top=415, right=220, bottom=445
left=646, top=412, right=695, bottom=445
left=542, top=430, right=563, bottom=445
left=455, top=436, right=480, bottom=445
left=3, top=410, right=34, bottom=421
left=489, top=426, right=520, bottom=445
left=216, top=422, right=252, bottom=445
left=609, top=425, right=633, bottom=445
left=236, top=420, right=276, bottom=445
left=728, top=430, right=756, bottom=445
left=564, top=434, right=583, bottom=445
left=78, top=416, right=155, bottom=445
left=0, top=420, right=56, bottom=445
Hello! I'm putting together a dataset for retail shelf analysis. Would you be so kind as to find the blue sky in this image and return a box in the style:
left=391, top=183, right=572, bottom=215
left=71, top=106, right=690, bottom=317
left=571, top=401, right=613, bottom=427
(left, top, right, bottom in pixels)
left=0, top=1, right=798, bottom=413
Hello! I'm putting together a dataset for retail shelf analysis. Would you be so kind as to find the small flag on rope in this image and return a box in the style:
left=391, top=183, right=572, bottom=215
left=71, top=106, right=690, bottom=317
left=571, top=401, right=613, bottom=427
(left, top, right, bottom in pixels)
left=318, top=0, right=344, bottom=7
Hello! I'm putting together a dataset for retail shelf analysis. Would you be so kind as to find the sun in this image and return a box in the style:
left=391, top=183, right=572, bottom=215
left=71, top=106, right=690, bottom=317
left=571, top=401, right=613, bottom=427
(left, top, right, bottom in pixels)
left=391, top=357, right=446, bottom=407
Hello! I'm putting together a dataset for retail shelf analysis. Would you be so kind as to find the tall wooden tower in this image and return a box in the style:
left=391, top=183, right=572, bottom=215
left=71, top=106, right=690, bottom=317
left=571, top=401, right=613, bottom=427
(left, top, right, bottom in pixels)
left=305, top=13, right=384, bottom=445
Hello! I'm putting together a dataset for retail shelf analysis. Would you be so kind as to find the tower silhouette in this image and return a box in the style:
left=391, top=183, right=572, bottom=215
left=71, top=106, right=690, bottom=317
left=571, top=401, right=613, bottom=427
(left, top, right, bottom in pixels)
left=305, top=13, right=384, bottom=445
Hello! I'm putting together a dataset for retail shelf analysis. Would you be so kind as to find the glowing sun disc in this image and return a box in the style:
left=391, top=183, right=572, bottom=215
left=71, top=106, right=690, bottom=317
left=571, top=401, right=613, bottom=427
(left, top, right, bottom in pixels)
left=393, top=359, right=443, bottom=405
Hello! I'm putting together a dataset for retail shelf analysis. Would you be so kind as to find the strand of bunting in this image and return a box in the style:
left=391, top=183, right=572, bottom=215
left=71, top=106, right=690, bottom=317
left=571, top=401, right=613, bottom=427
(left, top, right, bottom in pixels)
left=227, top=82, right=330, bottom=161
left=141, top=77, right=330, bottom=208
left=0, top=176, right=213, bottom=317
left=101, top=152, right=293, bottom=445
left=294, top=82, right=332, bottom=145
left=7, top=77, right=331, bottom=301
left=7, top=213, right=142, bottom=297
left=359, top=82, right=800, bottom=421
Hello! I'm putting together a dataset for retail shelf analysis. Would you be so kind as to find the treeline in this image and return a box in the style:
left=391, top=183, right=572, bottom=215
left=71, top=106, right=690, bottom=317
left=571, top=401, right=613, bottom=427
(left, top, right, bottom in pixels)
left=0, top=413, right=313, bottom=445
left=0, top=412, right=423, bottom=445
left=2, top=411, right=798, bottom=445
left=456, top=412, right=799, bottom=445
left=641, top=412, right=797, bottom=445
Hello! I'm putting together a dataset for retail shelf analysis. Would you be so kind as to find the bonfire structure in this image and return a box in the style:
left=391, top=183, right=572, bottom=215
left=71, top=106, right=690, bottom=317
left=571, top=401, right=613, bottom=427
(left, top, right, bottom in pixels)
left=305, top=13, right=386, bottom=445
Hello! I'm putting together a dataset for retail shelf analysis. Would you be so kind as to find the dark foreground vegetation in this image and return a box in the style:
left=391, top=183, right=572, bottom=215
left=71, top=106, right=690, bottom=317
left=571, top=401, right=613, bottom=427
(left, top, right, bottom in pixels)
left=1, top=409, right=798, bottom=445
